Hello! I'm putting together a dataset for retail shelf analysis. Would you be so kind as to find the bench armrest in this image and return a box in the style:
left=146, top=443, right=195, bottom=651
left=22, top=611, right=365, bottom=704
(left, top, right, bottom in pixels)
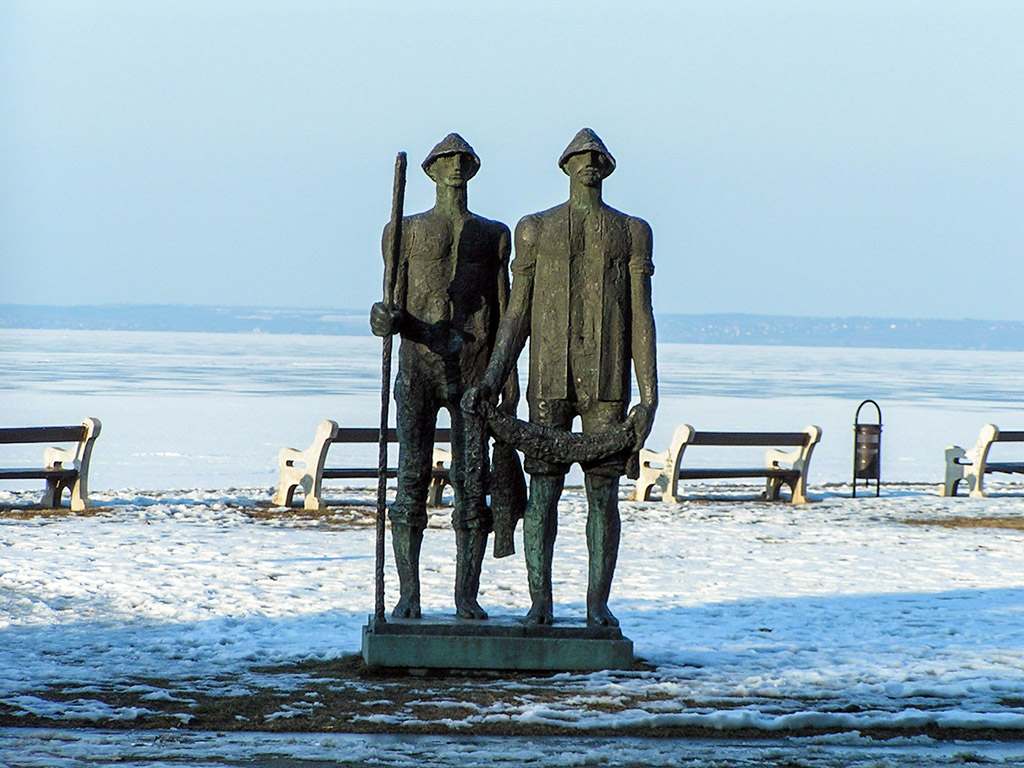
left=967, top=424, right=999, bottom=485
left=632, top=423, right=694, bottom=502
left=272, top=420, right=339, bottom=510
left=764, top=425, right=821, bottom=504
left=764, top=445, right=801, bottom=468
left=950, top=428, right=999, bottom=499
left=941, top=445, right=967, bottom=496
left=42, top=417, right=101, bottom=511
left=764, top=425, right=821, bottom=468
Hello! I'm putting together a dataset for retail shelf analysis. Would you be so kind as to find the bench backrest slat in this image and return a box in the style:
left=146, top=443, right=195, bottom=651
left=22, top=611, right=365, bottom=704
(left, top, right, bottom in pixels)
left=0, top=426, right=86, bottom=444
left=332, top=427, right=452, bottom=444
left=995, top=431, right=1024, bottom=443
left=690, top=431, right=808, bottom=447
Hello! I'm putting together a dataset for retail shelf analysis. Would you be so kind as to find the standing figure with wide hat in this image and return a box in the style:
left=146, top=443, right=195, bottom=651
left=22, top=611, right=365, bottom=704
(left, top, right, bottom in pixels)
left=371, top=134, right=518, bottom=620
left=464, top=128, right=658, bottom=627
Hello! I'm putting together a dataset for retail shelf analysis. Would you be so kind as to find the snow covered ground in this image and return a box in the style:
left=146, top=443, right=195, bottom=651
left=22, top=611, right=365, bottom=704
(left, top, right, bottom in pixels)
left=2, top=729, right=1023, bottom=767
left=2, top=485, right=1023, bottom=742
left=2, top=329, right=1024, bottom=764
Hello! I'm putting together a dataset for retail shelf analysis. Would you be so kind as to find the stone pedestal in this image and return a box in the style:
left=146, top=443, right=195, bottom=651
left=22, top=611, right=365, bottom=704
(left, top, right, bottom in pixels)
left=361, top=614, right=634, bottom=671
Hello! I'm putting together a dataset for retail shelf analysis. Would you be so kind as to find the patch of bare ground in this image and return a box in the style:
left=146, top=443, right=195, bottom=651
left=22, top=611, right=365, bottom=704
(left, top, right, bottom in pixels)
left=2, top=656, right=1021, bottom=742
left=903, top=516, right=1024, bottom=530
left=244, top=505, right=378, bottom=528
left=245, top=503, right=455, bottom=529
left=0, top=506, right=112, bottom=520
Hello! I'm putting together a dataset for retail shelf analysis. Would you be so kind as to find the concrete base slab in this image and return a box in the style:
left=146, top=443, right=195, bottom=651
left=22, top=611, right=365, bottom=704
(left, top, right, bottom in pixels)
left=361, top=614, right=634, bottom=671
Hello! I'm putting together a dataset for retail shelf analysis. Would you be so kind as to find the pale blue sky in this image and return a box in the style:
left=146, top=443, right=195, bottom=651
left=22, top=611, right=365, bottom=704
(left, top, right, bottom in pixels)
left=2, top=1, right=1021, bottom=319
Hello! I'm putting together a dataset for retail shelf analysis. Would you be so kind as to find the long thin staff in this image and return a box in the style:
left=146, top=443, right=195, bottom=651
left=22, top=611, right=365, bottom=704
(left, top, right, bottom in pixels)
left=376, top=151, right=407, bottom=622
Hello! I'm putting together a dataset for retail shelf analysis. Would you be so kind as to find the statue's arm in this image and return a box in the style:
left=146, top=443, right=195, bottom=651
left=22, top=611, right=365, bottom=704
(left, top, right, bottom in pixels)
left=495, top=224, right=521, bottom=413
left=370, top=222, right=405, bottom=337
left=475, top=218, right=536, bottom=401
left=628, top=218, right=658, bottom=446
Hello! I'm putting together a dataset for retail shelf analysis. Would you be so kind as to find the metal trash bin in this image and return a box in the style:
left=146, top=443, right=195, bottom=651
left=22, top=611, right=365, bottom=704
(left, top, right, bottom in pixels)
left=853, top=400, right=882, bottom=497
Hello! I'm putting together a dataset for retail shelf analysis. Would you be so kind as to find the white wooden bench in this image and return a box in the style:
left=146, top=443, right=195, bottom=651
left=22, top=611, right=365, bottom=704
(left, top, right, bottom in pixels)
left=633, top=424, right=822, bottom=504
left=942, top=424, right=1024, bottom=498
left=0, top=418, right=102, bottom=511
left=272, top=421, right=452, bottom=511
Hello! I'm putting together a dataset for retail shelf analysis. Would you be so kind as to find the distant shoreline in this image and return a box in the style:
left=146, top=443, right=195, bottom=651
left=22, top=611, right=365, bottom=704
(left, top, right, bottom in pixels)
left=2, top=304, right=1023, bottom=352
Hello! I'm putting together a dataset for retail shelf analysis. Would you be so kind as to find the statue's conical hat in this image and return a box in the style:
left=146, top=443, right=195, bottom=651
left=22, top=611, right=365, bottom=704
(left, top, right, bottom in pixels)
left=558, top=128, right=616, bottom=174
left=422, top=133, right=481, bottom=177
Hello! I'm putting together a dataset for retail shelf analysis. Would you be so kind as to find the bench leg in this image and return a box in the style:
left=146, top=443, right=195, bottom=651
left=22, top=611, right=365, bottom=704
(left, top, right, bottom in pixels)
left=42, top=478, right=64, bottom=509
left=69, top=474, right=91, bottom=512
left=271, top=459, right=323, bottom=511
left=968, top=469, right=986, bottom=499
left=965, top=425, right=998, bottom=499
left=632, top=457, right=663, bottom=502
left=789, top=475, right=810, bottom=505
left=427, top=476, right=447, bottom=508
left=41, top=477, right=91, bottom=511
left=428, top=448, right=453, bottom=508
left=302, top=472, right=327, bottom=512
left=632, top=449, right=660, bottom=501
left=631, top=476, right=651, bottom=502
left=763, top=476, right=784, bottom=502
left=303, top=496, right=327, bottom=512
left=788, top=426, right=820, bottom=504
left=941, top=447, right=966, bottom=497
left=42, top=446, right=80, bottom=510
left=271, top=479, right=297, bottom=508
left=272, top=470, right=326, bottom=511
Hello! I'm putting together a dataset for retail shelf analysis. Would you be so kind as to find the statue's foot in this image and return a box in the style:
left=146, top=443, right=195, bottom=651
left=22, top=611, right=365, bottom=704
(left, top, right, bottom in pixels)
left=524, top=602, right=554, bottom=626
left=455, top=597, right=488, bottom=620
left=392, top=595, right=421, bottom=619
left=587, top=604, right=619, bottom=627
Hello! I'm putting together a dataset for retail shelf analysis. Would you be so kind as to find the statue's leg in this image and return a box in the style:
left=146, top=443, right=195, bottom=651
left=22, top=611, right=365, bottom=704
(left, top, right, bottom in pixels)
left=454, top=528, right=489, bottom=619
left=390, top=522, right=424, bottom=619
left=584, top=472, right=621, bottom=627
left=449, top=403, right=491, bottom=619
left=390, top=374, right=436, bottom=619
left=580, top=401, right=627, bottom=627
left=522, top=398, right=571, bottom=625
left=523, top=473, right=564, bottom=625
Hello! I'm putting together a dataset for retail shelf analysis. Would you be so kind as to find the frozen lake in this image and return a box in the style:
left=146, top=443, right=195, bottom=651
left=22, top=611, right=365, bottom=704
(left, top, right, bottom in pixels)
left=2, top=328, right=1023, bottom=492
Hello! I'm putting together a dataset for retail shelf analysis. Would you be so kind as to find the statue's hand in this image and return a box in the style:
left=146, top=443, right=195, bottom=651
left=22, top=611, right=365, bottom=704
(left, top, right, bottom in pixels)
left=461, top=383, right=493, bottom=416
left=497, top=377, right=520, bottom=415
left=370, top=302, right=401, bottom=337
left=627, top=403, right=655, bottom=452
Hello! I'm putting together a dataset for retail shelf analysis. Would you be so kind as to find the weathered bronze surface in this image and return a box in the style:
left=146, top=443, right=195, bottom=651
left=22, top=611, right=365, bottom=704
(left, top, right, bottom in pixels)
left=464, top=128, right=658, bottom=628
left=370, top=133, right=519, bottom=621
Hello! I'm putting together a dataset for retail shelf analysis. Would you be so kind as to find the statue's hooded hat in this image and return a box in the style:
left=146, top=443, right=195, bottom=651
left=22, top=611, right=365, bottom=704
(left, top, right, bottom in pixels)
left=422, top=133, right=481, bottom=178
left=558, top=128, right=616, bottom=175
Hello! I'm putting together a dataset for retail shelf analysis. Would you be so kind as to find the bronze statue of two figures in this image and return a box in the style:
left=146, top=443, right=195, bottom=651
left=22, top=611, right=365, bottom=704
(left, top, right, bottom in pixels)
left=370, top=129, right=658, bottom=630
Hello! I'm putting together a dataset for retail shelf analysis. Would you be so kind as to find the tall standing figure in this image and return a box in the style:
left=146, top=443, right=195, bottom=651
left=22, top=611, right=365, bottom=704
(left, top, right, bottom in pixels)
left=370, top=134, right=515, bottom=620
left=464, top=128, right=658, bottom=627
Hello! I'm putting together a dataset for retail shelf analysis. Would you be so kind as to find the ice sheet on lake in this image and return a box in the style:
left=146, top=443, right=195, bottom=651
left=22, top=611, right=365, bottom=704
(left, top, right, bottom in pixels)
left=3, top=329, right=1024, bottom=490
